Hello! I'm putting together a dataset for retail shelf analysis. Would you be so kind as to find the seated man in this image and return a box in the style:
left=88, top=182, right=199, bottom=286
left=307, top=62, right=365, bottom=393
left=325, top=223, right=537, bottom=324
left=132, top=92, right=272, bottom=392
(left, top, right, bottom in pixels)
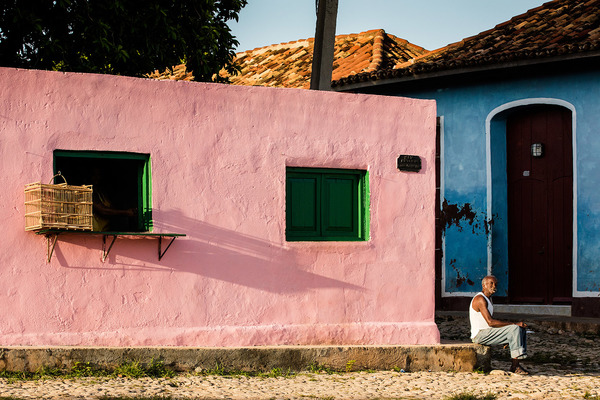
left=470, top=275, right=529, bottom=374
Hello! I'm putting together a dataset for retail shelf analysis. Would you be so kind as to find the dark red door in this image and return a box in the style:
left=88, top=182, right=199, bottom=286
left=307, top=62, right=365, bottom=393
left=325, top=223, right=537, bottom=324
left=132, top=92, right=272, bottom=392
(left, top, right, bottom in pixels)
left=506, top=106, right=573, bottom=304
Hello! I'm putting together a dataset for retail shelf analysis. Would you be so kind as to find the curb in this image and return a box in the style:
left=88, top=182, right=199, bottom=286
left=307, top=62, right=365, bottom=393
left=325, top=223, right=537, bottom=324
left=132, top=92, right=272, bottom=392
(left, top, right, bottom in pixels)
left=0, top=344, right=490, bottom=373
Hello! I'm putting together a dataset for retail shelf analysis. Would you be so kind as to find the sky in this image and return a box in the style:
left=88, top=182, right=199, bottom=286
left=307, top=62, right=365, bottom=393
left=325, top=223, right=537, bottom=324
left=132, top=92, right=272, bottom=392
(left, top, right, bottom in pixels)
left=231, top=0, right=548, bottom=52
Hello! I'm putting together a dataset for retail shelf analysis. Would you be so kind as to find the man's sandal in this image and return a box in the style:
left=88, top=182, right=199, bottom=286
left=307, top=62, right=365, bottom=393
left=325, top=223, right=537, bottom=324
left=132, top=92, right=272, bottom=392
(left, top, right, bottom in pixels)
left=509, top=365, right=530, bottom=375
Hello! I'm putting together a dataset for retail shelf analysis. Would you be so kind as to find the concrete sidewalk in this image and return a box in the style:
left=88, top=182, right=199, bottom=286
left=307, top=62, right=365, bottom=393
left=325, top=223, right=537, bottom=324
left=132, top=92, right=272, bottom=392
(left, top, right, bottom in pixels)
left=0, top=343, right=490, bottom=374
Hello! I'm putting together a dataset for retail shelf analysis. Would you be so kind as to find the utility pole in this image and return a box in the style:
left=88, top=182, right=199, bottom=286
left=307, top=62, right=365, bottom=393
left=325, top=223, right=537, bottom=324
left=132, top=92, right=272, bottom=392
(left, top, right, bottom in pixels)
left=310, top=0, right=338, bottom=90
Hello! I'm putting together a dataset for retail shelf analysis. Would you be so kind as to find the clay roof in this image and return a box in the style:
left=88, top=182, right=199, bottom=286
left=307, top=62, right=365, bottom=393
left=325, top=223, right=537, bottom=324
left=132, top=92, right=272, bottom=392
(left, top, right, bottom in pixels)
left=333, top=0, right=600, bottom=88
left=221, top=29, right=427, bottom=88
left=147, top=64, right=194, bottom=81
left=146, top=29, right=428, bottom=87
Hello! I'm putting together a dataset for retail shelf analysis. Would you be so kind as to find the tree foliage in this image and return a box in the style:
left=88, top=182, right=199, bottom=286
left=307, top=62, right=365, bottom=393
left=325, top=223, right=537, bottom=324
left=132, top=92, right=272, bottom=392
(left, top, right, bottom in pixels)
left=0, top=0, right=247, bottom=81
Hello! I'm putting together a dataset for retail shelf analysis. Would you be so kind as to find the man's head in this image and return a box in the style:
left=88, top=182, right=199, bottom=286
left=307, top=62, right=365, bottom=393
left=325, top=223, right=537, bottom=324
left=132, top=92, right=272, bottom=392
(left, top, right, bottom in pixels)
left=481, top=275, right=498, bottom=297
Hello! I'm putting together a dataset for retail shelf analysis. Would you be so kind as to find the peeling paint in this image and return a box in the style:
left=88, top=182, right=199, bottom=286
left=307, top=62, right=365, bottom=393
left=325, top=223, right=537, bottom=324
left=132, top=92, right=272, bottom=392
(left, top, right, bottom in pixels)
left=440, top=199, right=497, bottom=235
left=440, top=199, right=477, bottom=232
left=449, top=258, right=475, bottom=288
left=440, top=200, right=477, bottom=232
left=483, top=215, right=497, bottom=236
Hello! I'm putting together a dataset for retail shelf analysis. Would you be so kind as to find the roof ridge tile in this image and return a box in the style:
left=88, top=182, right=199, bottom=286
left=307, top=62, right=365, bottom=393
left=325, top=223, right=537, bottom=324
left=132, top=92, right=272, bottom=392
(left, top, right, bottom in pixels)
left=366, top=29, right=386, bottom=71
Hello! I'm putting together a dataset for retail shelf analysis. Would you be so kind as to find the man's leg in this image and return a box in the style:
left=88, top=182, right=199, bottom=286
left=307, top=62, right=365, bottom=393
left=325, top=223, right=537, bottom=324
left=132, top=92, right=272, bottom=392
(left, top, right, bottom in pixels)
left=473, top=325, right=527, bottom=359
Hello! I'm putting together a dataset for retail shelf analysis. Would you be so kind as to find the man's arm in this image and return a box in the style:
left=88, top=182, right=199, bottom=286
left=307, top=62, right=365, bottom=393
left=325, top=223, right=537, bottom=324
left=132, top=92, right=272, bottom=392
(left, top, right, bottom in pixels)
left=471, top=295, right=526, bottom=328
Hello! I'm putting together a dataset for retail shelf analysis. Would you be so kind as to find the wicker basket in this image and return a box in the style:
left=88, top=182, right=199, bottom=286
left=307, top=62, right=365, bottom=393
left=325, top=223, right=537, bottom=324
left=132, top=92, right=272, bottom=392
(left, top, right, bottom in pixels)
left=25, top=173, right=93, bottom=231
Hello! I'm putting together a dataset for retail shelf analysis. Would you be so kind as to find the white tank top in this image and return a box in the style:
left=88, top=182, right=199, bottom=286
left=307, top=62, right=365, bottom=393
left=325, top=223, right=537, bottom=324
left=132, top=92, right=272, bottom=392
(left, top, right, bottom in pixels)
left=469, top=292, right=493, bottom=339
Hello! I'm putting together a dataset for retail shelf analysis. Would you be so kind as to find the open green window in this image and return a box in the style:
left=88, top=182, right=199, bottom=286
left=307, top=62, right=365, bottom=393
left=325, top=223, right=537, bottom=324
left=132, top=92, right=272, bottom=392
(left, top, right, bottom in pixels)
left=53, top=150, right=152, bottom=232
left=286, top=167, right=369, bottom=241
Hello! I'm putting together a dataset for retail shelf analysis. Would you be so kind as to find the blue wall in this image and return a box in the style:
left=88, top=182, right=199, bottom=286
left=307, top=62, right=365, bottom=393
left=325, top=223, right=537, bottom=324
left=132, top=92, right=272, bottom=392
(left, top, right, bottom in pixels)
left=397, top=70, right=600, bottom=295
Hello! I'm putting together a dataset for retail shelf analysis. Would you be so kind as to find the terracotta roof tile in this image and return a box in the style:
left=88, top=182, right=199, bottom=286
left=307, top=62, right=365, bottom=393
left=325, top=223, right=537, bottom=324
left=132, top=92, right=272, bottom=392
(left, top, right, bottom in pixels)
left=151, top=0, right=597, bottom=88
left=334, top=0, right=600, bottom=87
left=146, top=64, right=194, bottom=81
left=148, top=29, right=427, bottom=87
left=220, top=29, right=429, bottom=88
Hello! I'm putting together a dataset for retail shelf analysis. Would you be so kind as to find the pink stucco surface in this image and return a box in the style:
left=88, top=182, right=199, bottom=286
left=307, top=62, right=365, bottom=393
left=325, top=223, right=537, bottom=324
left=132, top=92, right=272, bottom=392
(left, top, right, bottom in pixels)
left=0, top=67, right=438, bottom=346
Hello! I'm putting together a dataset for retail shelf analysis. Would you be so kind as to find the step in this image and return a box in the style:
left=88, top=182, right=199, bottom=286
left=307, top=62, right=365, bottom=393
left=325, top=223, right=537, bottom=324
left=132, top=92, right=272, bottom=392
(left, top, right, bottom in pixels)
left=0, top=344, right=490, bottom=373
left=494, top=305, right=571, bottom=316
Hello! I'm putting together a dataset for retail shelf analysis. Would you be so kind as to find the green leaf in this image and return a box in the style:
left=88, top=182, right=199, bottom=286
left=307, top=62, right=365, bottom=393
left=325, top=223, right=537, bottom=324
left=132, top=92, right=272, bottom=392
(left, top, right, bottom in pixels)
left=0, top=0, right=248, bottom=81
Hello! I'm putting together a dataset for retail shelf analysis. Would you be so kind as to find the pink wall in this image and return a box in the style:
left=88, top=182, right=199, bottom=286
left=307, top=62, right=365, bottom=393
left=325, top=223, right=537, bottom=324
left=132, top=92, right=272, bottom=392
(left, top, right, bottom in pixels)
left=0, top=67, right=439, bottom=346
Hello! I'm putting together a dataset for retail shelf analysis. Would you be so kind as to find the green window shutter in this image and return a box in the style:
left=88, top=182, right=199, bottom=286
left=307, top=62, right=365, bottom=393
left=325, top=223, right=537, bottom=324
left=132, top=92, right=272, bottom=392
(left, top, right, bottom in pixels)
left=286, top=167, right=369, bottom=242
left=286, top=173, right=320, bottom=238
left=138, top=159, right=153, bottom=231
left=322, top=174, right=358, bottom=238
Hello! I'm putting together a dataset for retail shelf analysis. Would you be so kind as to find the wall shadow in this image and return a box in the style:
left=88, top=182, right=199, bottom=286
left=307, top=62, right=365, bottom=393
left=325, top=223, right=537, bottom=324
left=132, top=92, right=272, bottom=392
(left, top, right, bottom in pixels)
left=51, top=208, right=366, bottom=294
left=155, top=208, right=366, bottom=293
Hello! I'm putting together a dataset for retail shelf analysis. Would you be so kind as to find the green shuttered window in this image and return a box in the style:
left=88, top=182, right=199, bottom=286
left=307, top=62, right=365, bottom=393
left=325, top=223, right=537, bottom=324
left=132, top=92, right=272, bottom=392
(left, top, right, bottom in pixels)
left=286, top=168, right=369, bottom=241
left=53, top=150, right=152, bottom=232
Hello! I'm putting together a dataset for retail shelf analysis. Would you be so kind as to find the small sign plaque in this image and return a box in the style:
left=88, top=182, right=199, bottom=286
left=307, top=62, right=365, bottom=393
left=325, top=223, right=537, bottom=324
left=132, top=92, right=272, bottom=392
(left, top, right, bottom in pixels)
left=397, top=155, right=422, bottom=172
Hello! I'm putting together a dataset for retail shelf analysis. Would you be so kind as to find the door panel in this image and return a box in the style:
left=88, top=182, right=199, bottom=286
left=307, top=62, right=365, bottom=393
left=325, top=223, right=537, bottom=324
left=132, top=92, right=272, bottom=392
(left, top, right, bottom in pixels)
left=506, top=106, right=572, bottom=304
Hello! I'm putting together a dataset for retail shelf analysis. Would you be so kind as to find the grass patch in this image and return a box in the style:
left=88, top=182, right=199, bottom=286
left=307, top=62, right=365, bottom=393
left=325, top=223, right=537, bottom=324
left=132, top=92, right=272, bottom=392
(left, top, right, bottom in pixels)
left=99, top=397, right=174, bottom=400
left=70, top=361, right=96, bottom=377
left=113, top=361, right=146, bottom=379
left=196, top=362, right=295, bottom=378
left=144, top=360, right=175, bottom=378
left=0, top=359, right=174, bottom=382
left=256, top=367, right=294, bottom=378
left=306, top=362, right=338, bottom=375
left=345, top=359, right=356, bottom=372
left=198, top=362, right=251, bottom=377
left=0, top=359, right=445, bottom=383
left=0, top=368, right=65, bottom=382
left=198, top=362, right=345, bottom=377
left=444, top=393, right=497, bottom=400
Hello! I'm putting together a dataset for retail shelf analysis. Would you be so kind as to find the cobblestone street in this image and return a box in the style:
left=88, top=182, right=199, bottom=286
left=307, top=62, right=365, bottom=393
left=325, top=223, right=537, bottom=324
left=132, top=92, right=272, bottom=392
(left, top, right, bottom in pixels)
left=1, top=313, right=599, bottom=399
